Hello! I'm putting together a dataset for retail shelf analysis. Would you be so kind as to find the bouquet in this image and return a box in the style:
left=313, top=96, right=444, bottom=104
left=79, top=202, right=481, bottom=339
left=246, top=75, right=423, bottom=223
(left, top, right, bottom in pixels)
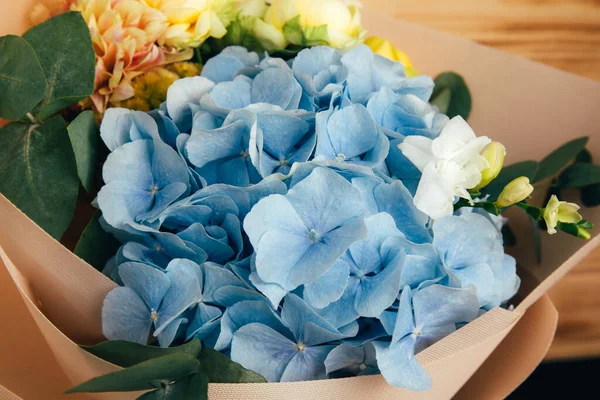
left=1, top=1, right=599, bottom=399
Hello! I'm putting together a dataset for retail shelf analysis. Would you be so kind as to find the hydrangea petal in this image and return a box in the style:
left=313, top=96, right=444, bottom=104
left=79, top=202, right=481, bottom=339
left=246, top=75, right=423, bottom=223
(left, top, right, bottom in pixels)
left=280, top=345, right=335, bottom=382
left=102, top=287, right=153, bottom=345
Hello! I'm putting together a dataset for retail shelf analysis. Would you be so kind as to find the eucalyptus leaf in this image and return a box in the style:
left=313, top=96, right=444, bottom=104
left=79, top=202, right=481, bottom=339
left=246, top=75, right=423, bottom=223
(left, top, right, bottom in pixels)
left=67, top=110, right=98, bottom=193
left=23, top=12, right=95, bottom=121
left=430, top=72, right=472, bottom=120
left=481, top=161, right=539, bottom=201
left=534, top=137, right=589, bottom=183
left=575, top=149, right=592, bottom=164
left=74, top=212, right=122, bottom=271
left=0, top=116, right=79, bottom=239
left=430, top=87, right=451, bottom=115
left=82, top=339, right=203, bottom=368
left=558, top=164, right=600, bottom=188
left=0, top=35, right=47, bottom=121
left=197, top=348, right=266, bottom=383
left=66, top=354, right=200, bottom=394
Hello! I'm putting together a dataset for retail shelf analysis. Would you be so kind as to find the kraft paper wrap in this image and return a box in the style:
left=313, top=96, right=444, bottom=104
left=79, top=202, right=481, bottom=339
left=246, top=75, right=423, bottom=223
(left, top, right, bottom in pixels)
left=2, top=1, right=600, bottom=399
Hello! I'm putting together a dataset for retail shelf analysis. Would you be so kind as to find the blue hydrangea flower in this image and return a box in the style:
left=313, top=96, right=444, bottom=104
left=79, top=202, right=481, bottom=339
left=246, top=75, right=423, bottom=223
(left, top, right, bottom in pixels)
left=314, top=103, right=390, bottom=167
left=98, top=139, right=190, bottom=229
left=200, top=62, right=310, bottom=119
left=340, top=45, right=435, bottom=105
left=367, top=88, right=449, bottom=139
left=247, top=106, right=316, bottom=177
left=351, top=177, right=431, bottom=244
left=103, top=260, right=203, bottom=347
left=373, top=285, right=479, bottom=391
left=165, top=76, right=216, bottom=133
left=432, top=213, right=520, bottom=310
left=201, top=46, right=260, bottom=84
left=186, top=109, right=262, bottom=186
left=244, top=167, right=368, bottom=299
left=304, top=213, right=406, bottom=327
left=100, top=109, right=163, bottom=152
left=292, top=46, right=348, bottom=109
left=230, top=294, right=350, bottom=382
left=324, top=343, right=378, bottom=378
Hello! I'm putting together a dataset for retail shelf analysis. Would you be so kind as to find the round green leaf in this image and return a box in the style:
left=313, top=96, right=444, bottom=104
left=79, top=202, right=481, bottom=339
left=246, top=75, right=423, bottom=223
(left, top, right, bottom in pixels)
left=197, top=348, right=266, bottom=383
left=431, top=72, right=472, bottom=120
left=74, top=211, right=122, bottom=271
left=559, top=163, right=600, bottom=188
left=23, top=12, right=95, bottom=120
left=534, top=137, right=589, bottom=183
left=0, top=116, right=79, bottom=239
left=0, top=35, right=47, bottom=121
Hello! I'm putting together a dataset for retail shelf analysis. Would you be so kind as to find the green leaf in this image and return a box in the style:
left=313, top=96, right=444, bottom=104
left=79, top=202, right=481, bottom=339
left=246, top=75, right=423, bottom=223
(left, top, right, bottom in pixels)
left=304, top=24, right=330, bottom=47
left=0, top=116, right=79, bottom=239
left=581, top=183, right=600, bottom=207
left=67, top=110, right=98, bottom=192
left=66, top=354, right=200, bottom=394
left=430, top=87, right=451, bottom=115
left=575, top=149, right=592, bottom=164
left=501, top=224, right=516, bottom=247
left=82, top=339, right=203, bottom=368
left=534, top=137, right=589, bottom=183
left=283, top=16, right=304, bottom=46
left=0, top=35, right=47, bottom=121
left=529, top=215, right=542, bottom=264
left=559, top=163, right=600, bottom=188
left=431, top=72, right=472, bottom=120
left=74, top=212, right=121, bottom=271
left=137, top=373, right=209, bottom=400
left=481, top=161, right=539, bottom=201
left=23, top=12, right=95, bottom=121
left=197, top=348, right=266, bottom=383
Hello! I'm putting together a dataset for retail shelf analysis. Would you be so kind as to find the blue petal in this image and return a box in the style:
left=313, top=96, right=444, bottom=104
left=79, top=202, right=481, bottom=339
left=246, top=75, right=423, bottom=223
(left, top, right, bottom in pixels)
left=214, top=300, right=290, bottom=351
left=280, top=345, right=335, bottom=382
left=118, top=262, right=171, bottom=311
left=231, top=323, right=298, bottom=382
left=373, top=336, right=432, bottom=391
left=166, top=77, right=215, bottom=133
left=185, top=302, right=222, bottom=341
left=102, top=287, right=153, bottom=344
left=303, top=259, right=349, bottom=308
left=201, top=46, right=259, bottom=83
left=157, top=317, right=188, bottom=348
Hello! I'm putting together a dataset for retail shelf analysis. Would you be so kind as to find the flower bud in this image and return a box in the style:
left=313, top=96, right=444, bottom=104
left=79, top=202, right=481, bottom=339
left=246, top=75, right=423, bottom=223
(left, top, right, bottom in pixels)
left=495, top=177, right=534, bottom=208
left=364, top=36, right=418, bottom=77
left=474, top=142, right=505, bottom=190
left=543, top=195, right=583, bottom=234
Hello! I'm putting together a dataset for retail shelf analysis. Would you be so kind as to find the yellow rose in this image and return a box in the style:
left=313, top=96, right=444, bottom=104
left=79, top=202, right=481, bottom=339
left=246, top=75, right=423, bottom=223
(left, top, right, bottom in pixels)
left=142, top=0, right=234, bottom=49
left=264, top=0, right=365, bottom=49
left=364, top=36, right=418, bottom=78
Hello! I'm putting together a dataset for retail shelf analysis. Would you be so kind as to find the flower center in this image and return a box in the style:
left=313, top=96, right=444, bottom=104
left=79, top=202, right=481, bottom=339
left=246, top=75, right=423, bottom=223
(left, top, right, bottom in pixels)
left=280, top=158, right=289, bottom=166
left=307, top=229, right=322, bottom=242
left=150, top=309, right=159, bottom=323
left=154, top=244, right=163, bottom=253
left=240, top=149, right=250, bottom=159
left=412, top=327, right=421, bottom=337
left=335, top=153, right=347, bottom=162
left=149, top=184, right=159, bottom=195
left=359, top=363, right=367, bottom=371
left=297, top=342, right=306, bottom=352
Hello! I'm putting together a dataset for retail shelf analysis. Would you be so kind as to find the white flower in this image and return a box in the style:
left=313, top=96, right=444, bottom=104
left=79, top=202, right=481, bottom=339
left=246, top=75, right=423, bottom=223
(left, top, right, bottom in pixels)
left=398, top=116, right=491, bottom=220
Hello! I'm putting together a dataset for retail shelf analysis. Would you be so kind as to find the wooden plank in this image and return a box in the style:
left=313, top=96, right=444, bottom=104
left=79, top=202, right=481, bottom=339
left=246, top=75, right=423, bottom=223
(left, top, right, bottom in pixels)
left=364, top=0, right=600, bottom=360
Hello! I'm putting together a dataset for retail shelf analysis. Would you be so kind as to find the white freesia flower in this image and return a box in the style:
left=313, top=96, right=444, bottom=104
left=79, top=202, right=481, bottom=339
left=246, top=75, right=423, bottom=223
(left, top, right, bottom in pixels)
left=398, top=116, right=492, bottom=220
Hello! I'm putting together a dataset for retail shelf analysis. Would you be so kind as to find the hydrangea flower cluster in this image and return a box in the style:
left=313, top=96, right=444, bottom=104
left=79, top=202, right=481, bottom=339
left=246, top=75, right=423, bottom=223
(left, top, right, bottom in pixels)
left=97, top=44, right=520, bottom=391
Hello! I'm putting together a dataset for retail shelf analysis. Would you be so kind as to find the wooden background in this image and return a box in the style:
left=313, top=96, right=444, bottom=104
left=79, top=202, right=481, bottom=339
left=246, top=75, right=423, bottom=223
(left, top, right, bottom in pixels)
left=366, top=0, right=600, bottom=360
